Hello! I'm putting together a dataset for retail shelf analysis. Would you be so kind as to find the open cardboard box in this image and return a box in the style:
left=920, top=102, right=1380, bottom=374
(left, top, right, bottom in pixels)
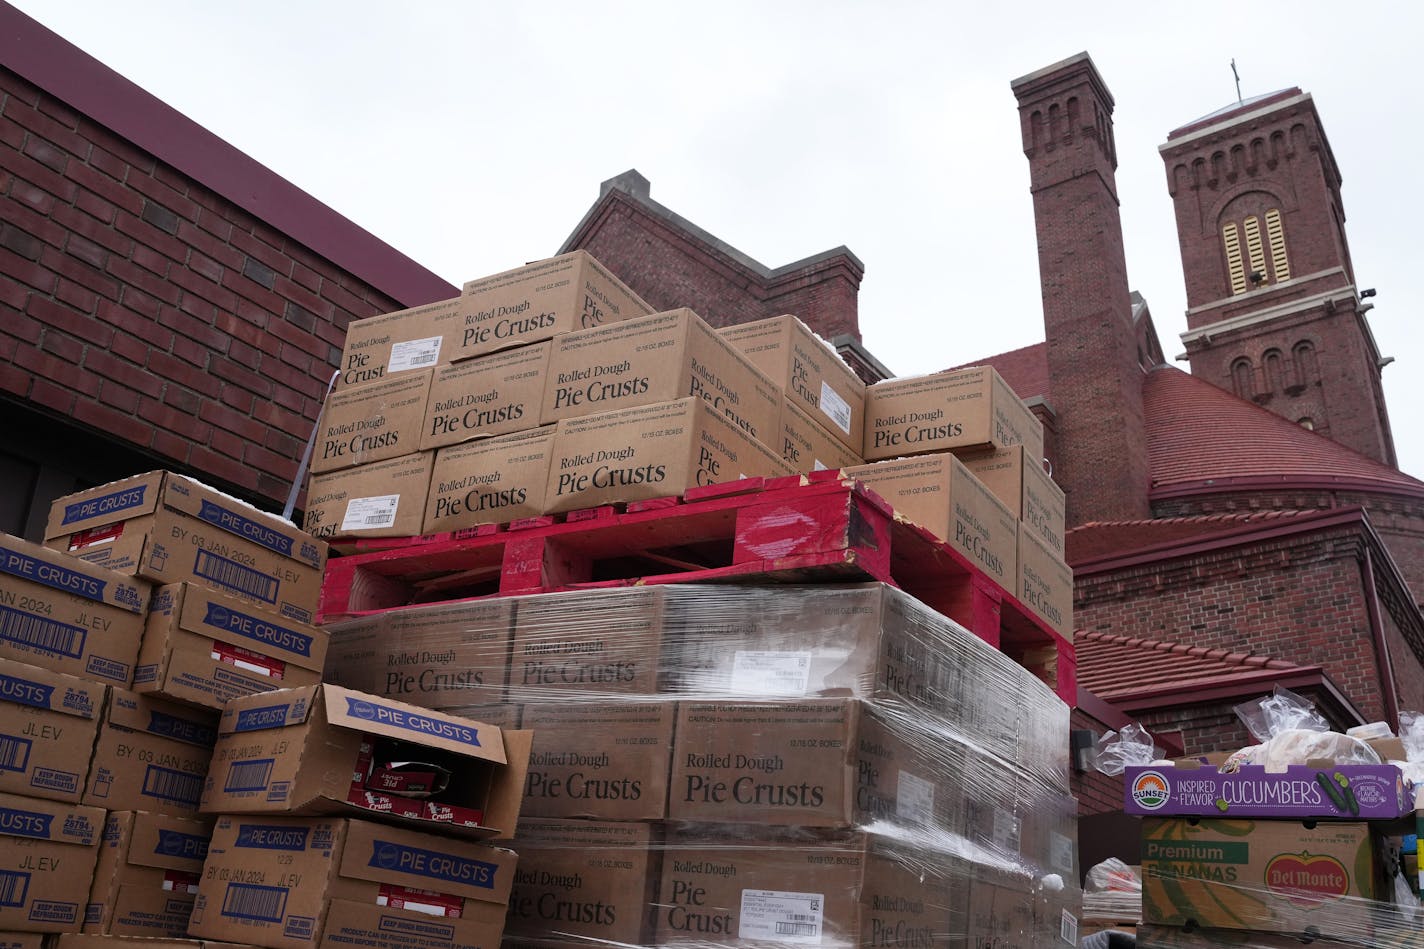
left=204, top=684, right=531, bottom=838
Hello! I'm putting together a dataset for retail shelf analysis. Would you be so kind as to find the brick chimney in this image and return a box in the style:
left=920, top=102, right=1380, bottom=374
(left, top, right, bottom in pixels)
left=1011, top=53, right=1151, bottom=525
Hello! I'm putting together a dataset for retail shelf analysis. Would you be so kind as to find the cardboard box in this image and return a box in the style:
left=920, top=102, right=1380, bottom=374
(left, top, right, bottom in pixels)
left=863, top=365, right=1043, bottom=462
left=322, top=598, right=514, bottom=710
left=544, top=397, right=792, bottom=514
left=518, top=701, right=675, bottom=821
left=336, top=296, right=465, bottom=389
left=188, top=815, right=516, bottom=949
left=0, top=934, right=42, bottom=949
left=508, top=587, right=665, bottom=699
left=204, top=684, right=530, bottom=837
left=0, top=657, right=105, bottom=803
left=775, top=396, right=863, bottom=473
left=1016, top=523, right=1074, bottom=640
left=136, top=583, right=327, bottom=711
left=959, top=443, right=1065, bottom=555
left=420, top=342, right=550, bottom=451
left=85, top=688, right=217, bottom=817
left=653, top=828, right=964, bottom=948
left=456, top=250, right=651, bottom=361
left=844, top=453, right=1019, bottom=590
left=84, top=810, right=212, bottom=936
left=669, top=698, right=966, bottom=831
left=311, top=370, right=432, bottom=475
left=965, top=867, right=1038, bottom=949
left=305, top=451, right=433, bottom=541
left=1140, top=817, right=1382, bottom=938
left=45, top=472, right=326, bottom=626
left=506, top=819, right=660, bottom=949
left=0, top=533, right=149, bottom=684
left=541, top=309, right=783, bottom=447
left=423, top=427, right=554, bottom=534
left=53, top=937, right=247, bottom=949
left=661, top=582, right=1055, bottom=772
left=720, top=314, right=866, bottom=452
left=1125, top=762, right=1409, bottom=819
left=1134, top=924, right=1364, bottom=948
left=0, top=790, right=104, bottom=931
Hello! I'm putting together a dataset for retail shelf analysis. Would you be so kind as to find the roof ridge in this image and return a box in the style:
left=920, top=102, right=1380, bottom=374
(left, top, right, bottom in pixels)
left=1078, top=629, right=1306, bottom=671
left=1067, top=509, right=1314, bottom=536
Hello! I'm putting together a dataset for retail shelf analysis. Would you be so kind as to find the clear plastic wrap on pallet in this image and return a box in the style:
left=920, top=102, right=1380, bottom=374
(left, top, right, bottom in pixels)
left=503, top=820, right=1080, bottom=949
left=323, top=581, right=1080, bottom=947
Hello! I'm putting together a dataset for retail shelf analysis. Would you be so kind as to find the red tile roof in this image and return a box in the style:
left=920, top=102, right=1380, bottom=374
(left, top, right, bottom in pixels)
left=1066, top=509, right=1322, bottom=566
left=945, top=342, right=1049, bottom=403
left=1143, top=366, right=1424, bottom=498
left=1076, top=629, right=1319, bottom=710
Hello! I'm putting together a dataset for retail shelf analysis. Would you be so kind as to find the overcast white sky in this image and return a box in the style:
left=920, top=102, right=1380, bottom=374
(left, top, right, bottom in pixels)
left=14, top=1, right=1424, bottom=479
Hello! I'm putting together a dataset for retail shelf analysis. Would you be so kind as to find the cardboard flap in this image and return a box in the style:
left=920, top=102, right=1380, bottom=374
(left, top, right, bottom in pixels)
left=0, top=656, right=105, bottom=719
left=0, top=789, right=104, bottom=845
left=160, top=474, right=327, bottom=571
left=337, top=818, right=516, bottom=905
left=125, top=811, right=214, bottom=871
left=220, top=684, right=321, bottom=734
left=320, top=684, right=507, bottom=764
left=104, top=689, right=219, bottom=748
left=481, top=728, right=532, bottom=838
left=0, top=534, right=150, bottom=614
left=45, top=472, right=165, bottom=538
left=173, top=582, right=327, bottom=670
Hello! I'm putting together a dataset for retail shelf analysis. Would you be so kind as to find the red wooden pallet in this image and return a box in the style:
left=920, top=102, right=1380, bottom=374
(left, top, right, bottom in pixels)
left=318, top=470, right=1076, bottom=702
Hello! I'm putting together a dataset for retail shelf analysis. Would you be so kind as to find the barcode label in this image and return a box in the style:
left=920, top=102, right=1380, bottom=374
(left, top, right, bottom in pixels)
left=0, top=604, right=85, bottom=658
left=819, top=381, right=853, bottom=435
left=389, top=337, right=442, bottom=373
left=1060, top=909, right=1078, bottom=944
left=222, top=882, right=287, bottom=922
left=225, top=759, right=275, bottom=793
left=342, top=495, right=400, bottom=532
left=144, top=765, right=203, bottom=806
left=896, top=770, right=935, bottom=825
left=0, top=733, right=31, bottom=773
left=194, top=550, right=278, bottom=604
left=0, top=869, right=29, bottom=908
left=730, top=651, right=813, bottom=696
left=739, top=889, right=823, bottom=945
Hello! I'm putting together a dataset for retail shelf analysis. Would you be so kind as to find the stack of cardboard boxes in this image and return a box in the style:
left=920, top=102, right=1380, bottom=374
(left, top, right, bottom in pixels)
left=1122, top=750, right=1420, bottom=947
left=0, top=472, right=532, bottom=949
left=324, top=582, right=1082, bottom=946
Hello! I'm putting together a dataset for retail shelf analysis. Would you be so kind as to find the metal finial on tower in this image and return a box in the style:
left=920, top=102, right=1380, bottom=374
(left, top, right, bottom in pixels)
left=1231, top=59, right=1243, bottom=105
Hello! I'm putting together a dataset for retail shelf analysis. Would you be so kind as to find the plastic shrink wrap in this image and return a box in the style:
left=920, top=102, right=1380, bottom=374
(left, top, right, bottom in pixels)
left=325, top=582, right=1080, bottom=948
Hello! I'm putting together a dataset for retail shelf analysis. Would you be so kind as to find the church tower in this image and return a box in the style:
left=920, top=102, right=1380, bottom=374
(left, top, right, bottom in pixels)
left=1012, top=53, right=1152, bottom=526
left=1161, top=89, right=1396, bottom=466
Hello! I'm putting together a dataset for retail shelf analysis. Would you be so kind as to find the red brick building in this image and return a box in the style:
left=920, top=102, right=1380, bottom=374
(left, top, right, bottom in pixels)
left=0, top=3, right=456, bottom=535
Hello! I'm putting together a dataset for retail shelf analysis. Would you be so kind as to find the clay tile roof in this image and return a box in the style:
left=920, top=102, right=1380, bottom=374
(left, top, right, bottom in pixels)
left=1066, top=509, right=1319, bottom=566
left=1143, top=365, right=1424, bottom=498
left=945, top=342, right=1049, bottom=403
left=1075, top=629, right=1309, bottom=706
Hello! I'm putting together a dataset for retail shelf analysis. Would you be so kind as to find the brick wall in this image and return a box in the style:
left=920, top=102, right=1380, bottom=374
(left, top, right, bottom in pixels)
left=1074, top=525, right=1401, bottom=724
left=564, top=179, right=863, bottom=341
left=1151, top=489, right=1424, bottom=606
left=1012, top=55, right=1151, bottom=527
left=0, top=65, right=409, bottom=504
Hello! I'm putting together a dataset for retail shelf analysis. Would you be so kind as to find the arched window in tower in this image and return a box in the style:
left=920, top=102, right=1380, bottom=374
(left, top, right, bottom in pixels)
left=1265, top=209, right=1290, bottom=281
left=1223, top=223, right=1247, bottom=294
left=1231, top=357, right=1255, bottom=400
left=1263, top=349, right=1285, bottom=396
left=1292, top=340, right=1319, bottom=391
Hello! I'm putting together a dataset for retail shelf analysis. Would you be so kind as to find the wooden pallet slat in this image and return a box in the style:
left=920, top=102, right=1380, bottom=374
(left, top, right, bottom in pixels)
left=317, top=477, right=1075, bottom=702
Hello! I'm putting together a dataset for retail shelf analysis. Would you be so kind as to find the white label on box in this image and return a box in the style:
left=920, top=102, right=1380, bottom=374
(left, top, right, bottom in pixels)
left=342, top=494, right=400, bottom=531
left=895, top=770, right=935, bottom=825
left=389, top=336, right=442, bottom=372
left=992, top=808, right=1021, bottom=851
left=739, top=889, right=823, bottom=945
left=1059, top=910, right=1078, bottom=945
left=812, top=459, right=828, bottom=471
left=819, top=381, right=853, bottom=435
left=730, top=651, right=813, bottom=696
left=1050, top=830, right=1074, bottom=873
